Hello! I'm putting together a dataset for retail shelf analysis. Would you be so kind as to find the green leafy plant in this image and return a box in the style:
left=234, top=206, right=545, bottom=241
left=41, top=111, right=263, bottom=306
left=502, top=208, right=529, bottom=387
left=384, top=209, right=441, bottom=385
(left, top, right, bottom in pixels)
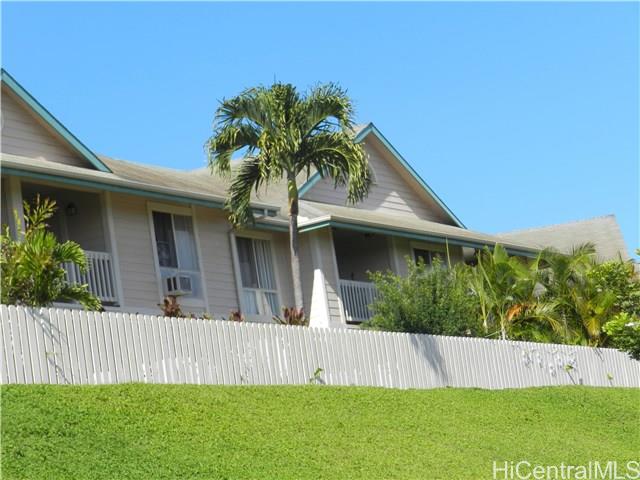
left=364, top=258, right=481, bottom=336
left=309, top=367, right=324, bottom=384
left=207, top=83, right=371, bottom=311
left=1, top=196, right=101, bottom=310
left=468, top=245, right=562, bottom=341
left=603, top=312, right=640, bottom=360
left=273, top=307, right=308, bottom=326
left=588, top=260, right=640, bottom=316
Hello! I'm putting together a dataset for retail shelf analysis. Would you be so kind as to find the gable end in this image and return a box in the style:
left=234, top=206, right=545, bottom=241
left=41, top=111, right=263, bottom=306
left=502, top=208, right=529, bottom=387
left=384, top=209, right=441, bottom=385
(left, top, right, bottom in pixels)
left=299, top=123, right=465, bottom=228
left=1, top=69, right=111, bottom=172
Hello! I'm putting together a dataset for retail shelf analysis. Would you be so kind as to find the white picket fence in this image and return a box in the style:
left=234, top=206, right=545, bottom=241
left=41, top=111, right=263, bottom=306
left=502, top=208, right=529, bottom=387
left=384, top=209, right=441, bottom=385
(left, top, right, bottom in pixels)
left=1, top=305, right=638, bottom=389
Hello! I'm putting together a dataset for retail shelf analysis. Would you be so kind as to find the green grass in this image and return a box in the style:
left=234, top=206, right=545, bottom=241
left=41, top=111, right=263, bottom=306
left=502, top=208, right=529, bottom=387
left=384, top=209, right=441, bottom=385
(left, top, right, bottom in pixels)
left=2, top=385, right=639, bottom=479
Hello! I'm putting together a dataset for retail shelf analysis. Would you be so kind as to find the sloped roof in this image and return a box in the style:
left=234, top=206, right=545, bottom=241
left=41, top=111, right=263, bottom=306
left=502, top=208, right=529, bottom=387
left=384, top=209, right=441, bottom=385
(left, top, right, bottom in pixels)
left=297, top=200, right=539, bottom=256
left=496, top=215, right=631, bottom=261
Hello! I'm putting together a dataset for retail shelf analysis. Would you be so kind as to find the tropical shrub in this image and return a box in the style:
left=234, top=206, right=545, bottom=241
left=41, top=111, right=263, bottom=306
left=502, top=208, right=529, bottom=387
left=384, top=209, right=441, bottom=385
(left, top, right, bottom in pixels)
left=227, top=310, right=245, bottom=322
left=364, top=258, right=481, bottom=336
left=159, top=295, right=183, bottom=317
left=603, top=312, right=640, bottom=360
left=273, top=307, right=308, bottom=326
left=470, top=245, right=561, bottom=342
left=1, top=196, right=101, bottom=310
left=588, top=260, right=640, bottom=316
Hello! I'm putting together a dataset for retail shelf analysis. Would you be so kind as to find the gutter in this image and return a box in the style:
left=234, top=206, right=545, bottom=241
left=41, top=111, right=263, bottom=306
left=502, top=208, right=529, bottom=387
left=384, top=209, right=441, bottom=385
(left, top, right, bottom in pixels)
left=1, top=156, right=280, bottom=212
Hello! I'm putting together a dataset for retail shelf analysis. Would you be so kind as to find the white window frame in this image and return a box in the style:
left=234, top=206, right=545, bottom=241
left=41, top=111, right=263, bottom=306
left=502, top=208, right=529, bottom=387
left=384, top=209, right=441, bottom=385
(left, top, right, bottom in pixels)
left=229, top=230, right=283, bottom=321
left=147, top=202, right=208, bottom=310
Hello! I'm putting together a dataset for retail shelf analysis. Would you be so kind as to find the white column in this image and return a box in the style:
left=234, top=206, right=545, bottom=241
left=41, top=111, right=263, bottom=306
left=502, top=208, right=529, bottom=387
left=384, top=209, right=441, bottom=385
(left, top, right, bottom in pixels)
left=5, top=176, right=24, bottom=239
left=308, top=231, right=331, bottom=328
left=102, top=191, right=125, bottom=306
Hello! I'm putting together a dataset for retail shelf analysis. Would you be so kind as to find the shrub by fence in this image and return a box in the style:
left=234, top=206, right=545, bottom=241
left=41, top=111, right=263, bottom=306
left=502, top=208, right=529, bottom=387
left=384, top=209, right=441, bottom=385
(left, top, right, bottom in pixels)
left=1, top=306, right=638, bottom=389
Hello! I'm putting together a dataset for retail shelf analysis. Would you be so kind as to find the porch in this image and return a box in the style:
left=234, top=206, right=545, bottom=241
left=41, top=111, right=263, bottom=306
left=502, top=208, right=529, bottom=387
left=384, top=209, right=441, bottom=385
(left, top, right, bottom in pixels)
left=332, top=229, right=391, bottom=323
left=4, top=178, right=121, bottom=305
left=330, top=227, right=467, bottom=323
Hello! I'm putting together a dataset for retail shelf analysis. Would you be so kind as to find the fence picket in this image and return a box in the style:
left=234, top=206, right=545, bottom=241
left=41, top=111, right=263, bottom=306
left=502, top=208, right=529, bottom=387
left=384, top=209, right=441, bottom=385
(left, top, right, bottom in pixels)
left=1, top=306, right=16, bottom=383
left=1, top=306, right=638, bottom=389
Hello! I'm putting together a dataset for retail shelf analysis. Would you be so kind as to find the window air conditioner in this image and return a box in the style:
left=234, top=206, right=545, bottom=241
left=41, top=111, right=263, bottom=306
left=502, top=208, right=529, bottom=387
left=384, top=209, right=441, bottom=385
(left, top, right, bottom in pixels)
left=164, top=274, right=192, bottom=296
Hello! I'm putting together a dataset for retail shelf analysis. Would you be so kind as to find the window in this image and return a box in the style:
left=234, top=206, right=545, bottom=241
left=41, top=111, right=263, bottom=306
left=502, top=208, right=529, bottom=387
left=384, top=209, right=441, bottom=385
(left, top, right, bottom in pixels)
left=413, top=248, right=444, bottom=267
left=235, top=237, right=279, bottom=316
left=152, top=211, right=202, bottom=300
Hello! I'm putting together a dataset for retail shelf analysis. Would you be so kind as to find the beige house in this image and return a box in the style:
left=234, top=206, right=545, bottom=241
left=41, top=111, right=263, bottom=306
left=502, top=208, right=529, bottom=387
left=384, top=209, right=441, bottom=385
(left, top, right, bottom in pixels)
left=0, top=70, right=631, bottom=327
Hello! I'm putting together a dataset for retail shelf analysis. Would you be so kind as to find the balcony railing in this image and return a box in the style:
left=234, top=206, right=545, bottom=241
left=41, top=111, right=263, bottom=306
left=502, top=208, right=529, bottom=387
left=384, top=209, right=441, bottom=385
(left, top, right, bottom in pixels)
left=339, top=279, right=378, bottom=323
left=65, top=251, right=118, bottom=304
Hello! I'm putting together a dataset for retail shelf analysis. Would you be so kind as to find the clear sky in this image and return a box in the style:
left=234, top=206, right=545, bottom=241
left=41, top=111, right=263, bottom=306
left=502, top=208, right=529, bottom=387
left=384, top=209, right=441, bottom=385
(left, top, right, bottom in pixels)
left=2, top=2, right=638, bottom=257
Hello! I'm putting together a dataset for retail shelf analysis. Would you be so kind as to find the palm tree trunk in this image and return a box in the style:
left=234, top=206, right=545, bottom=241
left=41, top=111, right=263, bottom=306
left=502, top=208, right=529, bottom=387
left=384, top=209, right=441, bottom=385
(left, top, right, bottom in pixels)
left=287, top=175, right=304, bottom=310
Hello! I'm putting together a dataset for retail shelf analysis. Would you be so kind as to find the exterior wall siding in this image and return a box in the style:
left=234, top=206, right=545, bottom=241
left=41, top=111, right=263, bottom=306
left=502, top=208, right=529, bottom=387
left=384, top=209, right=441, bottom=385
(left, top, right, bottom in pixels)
left=304, top=138, right=453, bottom=224
left=1, top=87, right=90, bottom=169
left=193, top=207, right=239, bottom=317
left=110, top=193, right=160, bottom=311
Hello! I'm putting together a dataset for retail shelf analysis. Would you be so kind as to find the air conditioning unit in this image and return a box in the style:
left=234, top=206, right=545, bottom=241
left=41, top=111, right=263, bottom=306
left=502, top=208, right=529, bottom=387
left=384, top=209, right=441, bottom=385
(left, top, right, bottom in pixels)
left=164, top=274, right=192, bottom=296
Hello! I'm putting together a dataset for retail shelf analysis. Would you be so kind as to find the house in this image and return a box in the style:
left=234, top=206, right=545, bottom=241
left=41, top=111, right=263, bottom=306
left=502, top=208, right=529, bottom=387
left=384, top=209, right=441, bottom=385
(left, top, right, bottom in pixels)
left=0, top=70, right=632, bottom=327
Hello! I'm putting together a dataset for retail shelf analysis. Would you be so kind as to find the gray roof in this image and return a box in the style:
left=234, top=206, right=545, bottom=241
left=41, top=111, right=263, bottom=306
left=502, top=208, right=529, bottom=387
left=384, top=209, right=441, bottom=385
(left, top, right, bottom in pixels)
left=298, top=200, right=540, bottom=255
left=496, top=215, right=631, bottom=261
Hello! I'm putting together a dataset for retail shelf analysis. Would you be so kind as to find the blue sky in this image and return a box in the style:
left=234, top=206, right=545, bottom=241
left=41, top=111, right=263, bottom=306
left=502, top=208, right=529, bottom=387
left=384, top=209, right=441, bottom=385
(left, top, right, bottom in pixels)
left=2, top=2, right=638, bottom=257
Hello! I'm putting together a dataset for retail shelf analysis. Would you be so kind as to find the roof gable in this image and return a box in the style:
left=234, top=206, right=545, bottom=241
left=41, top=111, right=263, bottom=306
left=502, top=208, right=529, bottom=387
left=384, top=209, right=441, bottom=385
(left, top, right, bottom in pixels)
left=0, top=69, right=111, bottom=173
left=299, top=123, right=465, bottom=228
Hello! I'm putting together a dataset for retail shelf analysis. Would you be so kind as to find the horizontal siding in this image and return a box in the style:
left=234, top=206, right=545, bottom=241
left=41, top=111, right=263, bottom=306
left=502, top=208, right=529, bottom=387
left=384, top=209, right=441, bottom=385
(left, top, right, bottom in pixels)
left=193, top=207, right=239, bottom=316
left=1, top=87, right=91, bottom=168
left=305, top=138, right=453, bottom=223
left=110, top=193, right=160, bottom=311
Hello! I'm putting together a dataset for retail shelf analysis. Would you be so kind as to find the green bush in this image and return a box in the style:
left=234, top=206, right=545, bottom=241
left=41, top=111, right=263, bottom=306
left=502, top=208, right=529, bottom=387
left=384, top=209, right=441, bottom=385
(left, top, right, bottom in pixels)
left=1, top=196, right=101, bottom=310
left=363, top=258, right=481, bottom=336
left=603, top=312, right=640, bottom=360
left=588, top=260, right=640, bottom=316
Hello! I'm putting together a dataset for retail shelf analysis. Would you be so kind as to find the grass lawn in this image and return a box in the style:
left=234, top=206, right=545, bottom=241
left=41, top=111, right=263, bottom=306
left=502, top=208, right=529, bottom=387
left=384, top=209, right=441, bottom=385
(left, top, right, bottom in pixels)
left=2, top=385, right=639, bottom=479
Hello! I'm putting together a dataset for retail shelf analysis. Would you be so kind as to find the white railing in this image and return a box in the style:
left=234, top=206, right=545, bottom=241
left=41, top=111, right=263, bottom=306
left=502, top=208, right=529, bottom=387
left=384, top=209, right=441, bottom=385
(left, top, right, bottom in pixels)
left=339, top=279, right=378, bottom=323
left=64, top=251, right=118, bottom=303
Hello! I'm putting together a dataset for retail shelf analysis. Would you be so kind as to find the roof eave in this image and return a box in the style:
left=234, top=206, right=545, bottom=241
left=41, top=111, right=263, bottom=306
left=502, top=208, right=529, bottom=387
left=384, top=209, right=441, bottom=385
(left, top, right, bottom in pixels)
left=298, top=215, right=538, bottom=258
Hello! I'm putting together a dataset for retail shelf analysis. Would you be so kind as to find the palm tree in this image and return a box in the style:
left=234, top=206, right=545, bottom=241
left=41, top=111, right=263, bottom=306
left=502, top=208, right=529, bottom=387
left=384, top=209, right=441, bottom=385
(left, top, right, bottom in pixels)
left=206, top=83, right=371, bottom=310
left=1, top=196, right=101, bottom=310
left=472, top=245, right=562, bottom=340
left=538, top=244, right=596, bottom=342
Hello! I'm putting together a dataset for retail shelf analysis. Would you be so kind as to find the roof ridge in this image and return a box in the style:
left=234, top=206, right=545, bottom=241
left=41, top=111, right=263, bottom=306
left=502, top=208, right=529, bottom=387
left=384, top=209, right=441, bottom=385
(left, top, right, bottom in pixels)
left=98, top=154, right=207, bottom=176
left=497, top=214, right=618, bottom=236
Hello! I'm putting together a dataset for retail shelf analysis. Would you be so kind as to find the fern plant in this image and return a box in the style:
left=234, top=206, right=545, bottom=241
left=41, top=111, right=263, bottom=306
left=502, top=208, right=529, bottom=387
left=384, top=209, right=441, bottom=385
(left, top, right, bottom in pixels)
left=1, top=195, right=101, bottom=310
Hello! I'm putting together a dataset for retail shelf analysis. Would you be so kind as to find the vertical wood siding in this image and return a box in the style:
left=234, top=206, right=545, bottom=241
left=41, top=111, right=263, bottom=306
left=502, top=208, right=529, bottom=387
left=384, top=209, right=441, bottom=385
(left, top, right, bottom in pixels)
left=2, top=305, right=638, bottom=389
